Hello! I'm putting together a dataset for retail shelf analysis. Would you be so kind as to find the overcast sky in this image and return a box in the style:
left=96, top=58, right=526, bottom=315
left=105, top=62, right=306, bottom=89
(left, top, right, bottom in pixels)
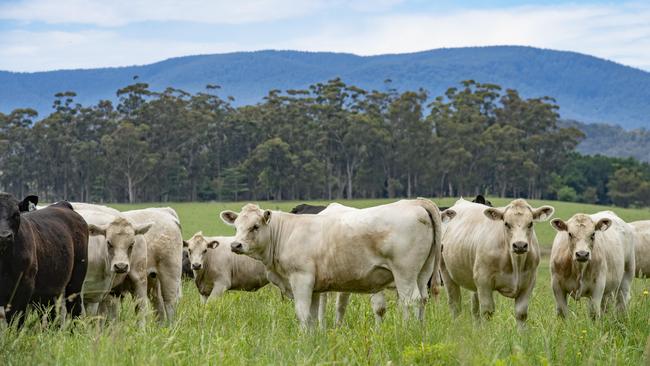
left=0, top=0, right=648, bottom=72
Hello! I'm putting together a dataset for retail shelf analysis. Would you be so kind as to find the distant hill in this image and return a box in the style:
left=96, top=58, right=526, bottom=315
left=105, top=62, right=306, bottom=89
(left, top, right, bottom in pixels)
left=563, top=120, right=650, bottom=162
left=1, top=46, right=649, bottom=129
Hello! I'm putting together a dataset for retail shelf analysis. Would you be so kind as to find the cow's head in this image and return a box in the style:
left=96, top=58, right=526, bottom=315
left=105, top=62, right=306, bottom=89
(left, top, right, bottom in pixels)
left=183, top=232, right=219, bottom=271
left=88, top=217, right=152, bottom=274
left=484, top=199, right=554, bottom=255
left=551, top=214, right=611, bottom=264
left=18, top=195, right=38, bottom=212
left=221, top=204, right=272, bottom=259
left=472, top=195, right=492, bottom=207
left=0, top=193, right=22, bottom=256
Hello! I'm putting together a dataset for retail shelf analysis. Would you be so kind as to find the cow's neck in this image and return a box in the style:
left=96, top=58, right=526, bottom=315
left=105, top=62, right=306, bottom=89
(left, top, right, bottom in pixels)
left=264, top=212, right=286, bottom=269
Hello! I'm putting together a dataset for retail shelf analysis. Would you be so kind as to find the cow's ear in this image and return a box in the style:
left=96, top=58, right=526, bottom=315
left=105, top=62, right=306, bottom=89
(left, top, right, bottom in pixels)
left=595, top=218, right=612, bottom=232
left=263, top=210, right=272, bottom=224
left=533, top=206, right=554, bottom=222
left=182, top=240, right=189, bottom=248
left=441, top=209, right=456, bottom=223
left=207, top=240, right=219, bottom=249
left=474, top=195, right=486, bottom=204
left=88, top=223, right=108, bottom=237
left=486, top=200, right=493, bottom=207
left=134, top=222, right=153, bottom=236
left=18, top=195, right=39, bottom=212
left=551, top=218, right=567, bottom=232
left=220, top=211, right=238, bottom=225
left=484, top=208, right=504, bottom=221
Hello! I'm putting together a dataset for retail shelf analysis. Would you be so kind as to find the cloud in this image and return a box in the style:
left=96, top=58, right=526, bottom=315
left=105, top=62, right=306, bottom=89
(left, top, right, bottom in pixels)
left=282, top=2, right=650, bottom=70
left=0, top=1, right=649, bottom=71
left=0, top=0, right=330, bottom=26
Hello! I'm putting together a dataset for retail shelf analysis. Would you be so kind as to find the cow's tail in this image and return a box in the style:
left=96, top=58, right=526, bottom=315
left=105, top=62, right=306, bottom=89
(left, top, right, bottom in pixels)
left=415, top=197, right=443, bottom=301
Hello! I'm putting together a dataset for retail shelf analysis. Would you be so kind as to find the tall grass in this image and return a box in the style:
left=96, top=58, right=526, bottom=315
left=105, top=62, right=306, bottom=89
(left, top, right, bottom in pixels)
left=1, top=198, right=649, bottom=365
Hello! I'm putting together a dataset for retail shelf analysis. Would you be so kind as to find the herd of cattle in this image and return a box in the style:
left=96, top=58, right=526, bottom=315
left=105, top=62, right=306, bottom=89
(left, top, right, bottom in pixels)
left=1, top=192, right=649, bottom=329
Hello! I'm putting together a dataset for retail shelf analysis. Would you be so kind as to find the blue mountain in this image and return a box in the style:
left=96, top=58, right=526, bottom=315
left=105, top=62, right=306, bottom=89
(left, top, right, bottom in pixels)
left=1, top=46, right=649, bottom=129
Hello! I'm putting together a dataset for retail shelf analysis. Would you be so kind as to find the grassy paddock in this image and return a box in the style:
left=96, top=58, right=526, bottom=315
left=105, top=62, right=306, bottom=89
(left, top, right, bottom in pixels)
left=2, top=198, right=650, bottom=365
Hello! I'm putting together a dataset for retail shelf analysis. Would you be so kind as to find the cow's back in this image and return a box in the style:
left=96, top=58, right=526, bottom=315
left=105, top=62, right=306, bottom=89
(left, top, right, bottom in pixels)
left=23, top=204, right=88, bottom=300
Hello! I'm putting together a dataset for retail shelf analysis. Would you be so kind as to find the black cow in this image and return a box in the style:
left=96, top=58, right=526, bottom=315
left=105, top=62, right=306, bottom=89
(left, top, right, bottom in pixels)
left=290, top=204, right=327, bottom=215
left=182, top=248, right=194, bottom=279
left=0, top=194, right=88, bottom=326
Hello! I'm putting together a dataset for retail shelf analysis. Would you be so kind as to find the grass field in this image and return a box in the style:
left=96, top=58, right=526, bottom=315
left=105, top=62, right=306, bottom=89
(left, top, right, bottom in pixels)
left=2, top=198, right=650, bottom=365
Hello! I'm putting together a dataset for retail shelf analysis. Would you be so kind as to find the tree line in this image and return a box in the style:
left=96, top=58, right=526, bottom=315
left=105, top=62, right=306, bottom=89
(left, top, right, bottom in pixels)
left=1, top=79, right=650, bottom=207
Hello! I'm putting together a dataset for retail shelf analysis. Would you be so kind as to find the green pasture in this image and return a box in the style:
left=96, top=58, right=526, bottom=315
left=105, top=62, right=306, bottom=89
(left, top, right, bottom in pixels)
left=1, top=198, right=649, bottom=365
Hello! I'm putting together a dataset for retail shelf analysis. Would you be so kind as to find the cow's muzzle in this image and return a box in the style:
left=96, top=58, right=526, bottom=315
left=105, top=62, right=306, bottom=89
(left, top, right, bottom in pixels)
left=112, top=262, right=129, bottom=273
left=575, top=250, right=590, bottom=263
left=0, top=230, right=13, bottom=242
left=231, top=242, right=244, bottom=254
left=191, top=263, right=202, bottom=270
left=512, top=241, right=528, bottom=254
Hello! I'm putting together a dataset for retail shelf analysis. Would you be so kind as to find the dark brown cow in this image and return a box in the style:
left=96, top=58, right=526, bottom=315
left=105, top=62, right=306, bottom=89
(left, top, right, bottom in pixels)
left=0, top=194, right=88, bottom=326
left=290, top=204, right=327, bottom=215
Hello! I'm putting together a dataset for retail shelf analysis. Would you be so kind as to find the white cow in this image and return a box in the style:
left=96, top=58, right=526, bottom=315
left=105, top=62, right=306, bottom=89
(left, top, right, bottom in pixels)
left=441, top=198, right=554, bottom=326
left=220, top=198, right=444, bottom=328
left=550, top=211, right=635, bottom=318
left=77, top=208, right=152, bottom=316
left=184, top=232, right=268, bottom=303
left=631, top=220, right=650, bottom=278
left=122, top=207, right=183, bottom=323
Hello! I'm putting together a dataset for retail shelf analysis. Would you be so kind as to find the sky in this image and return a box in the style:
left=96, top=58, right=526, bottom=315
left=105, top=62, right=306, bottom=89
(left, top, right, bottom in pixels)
left=0, top=0, right=649, bottom=72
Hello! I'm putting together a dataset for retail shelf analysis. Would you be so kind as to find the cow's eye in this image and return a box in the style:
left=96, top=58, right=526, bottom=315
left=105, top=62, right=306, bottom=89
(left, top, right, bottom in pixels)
left=107, top=241, right=113, bottom=249
left=568, top=233, right=574, bottom=239
left=251, top=225, right=259, bottom=232
left=188, top=249, right=192, bottom=254
left=504, top=223, right=511, bottom=229
left=590, top=233, right=595, bottom=241
left=129, top=242, right=135, bottom=249
left=203, top=249, right=207, bottom=254
left=527, top=222, right=533, bottom=229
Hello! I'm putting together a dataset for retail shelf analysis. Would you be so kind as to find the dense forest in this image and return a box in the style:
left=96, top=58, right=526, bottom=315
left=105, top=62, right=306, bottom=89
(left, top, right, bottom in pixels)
left=1, top=79, right=650, bottom=207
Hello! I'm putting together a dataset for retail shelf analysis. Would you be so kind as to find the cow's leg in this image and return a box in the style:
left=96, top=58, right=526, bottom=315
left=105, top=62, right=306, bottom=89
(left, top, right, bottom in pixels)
left=158, top=266, right=181, bottom=323
left=206, top=281, right=229, bottom=303
left=318, top=293, right=328, bottom=328
left=589, top=280, right=606, bottom=320
left=617, top=262, right=634, bottom=313
left=147, top=275, right=166, bottom=322
left=471, top=292, right=479, bottom=318
left=441, top=268, right=461, bottom=317
left=514, top=280, right=534, bottom=327
left=85, top=302, right=100, bottom=317
left=393, top=272, right=422, bottom=321
left=552, top=279, right=569, bottom=318
left=335, top=293, right=350, bottom=326
left=128, top=275, right=150, bottom=327
left=289, top=273, right=315, bottom=329
left=370, top=292, right=387, bottom=324
left=476, top=285, right=495, bottom=319
left=309, top=292, right=322, bottom=328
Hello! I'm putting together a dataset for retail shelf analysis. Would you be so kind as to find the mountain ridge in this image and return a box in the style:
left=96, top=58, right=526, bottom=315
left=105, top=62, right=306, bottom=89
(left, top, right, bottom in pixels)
left=2, top=46, right=649, bottom=129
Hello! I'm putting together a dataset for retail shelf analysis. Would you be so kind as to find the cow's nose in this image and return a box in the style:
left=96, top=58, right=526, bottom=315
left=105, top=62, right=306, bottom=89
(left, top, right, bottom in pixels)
left=575, top=250, right=590, bottom=262
left=0, top=230, right=13, bottom=241
left=113, top=262, right=129, bottom=273
left=512, top=241, right=528, bottom=254
left=231, top=242, right=244, bottom=253
left=191, top=263, right=202, bottom=270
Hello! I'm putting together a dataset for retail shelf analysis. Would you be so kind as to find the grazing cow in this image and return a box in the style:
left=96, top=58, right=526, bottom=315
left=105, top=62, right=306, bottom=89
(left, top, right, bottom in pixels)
left=221, top=198, right=444, bottom=328
left=74, top=207, right=152, bottom=316
left=631, top=220, right=650, bottom=278
left=441, top=198, right=553, bottom=326
left=0, top=194, right=88, bottom=326
left=122, top=207, right=183, bottom=323
left=184, top=232, right=268, bottom=303
left=550, top=212, right=635, bottom=318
